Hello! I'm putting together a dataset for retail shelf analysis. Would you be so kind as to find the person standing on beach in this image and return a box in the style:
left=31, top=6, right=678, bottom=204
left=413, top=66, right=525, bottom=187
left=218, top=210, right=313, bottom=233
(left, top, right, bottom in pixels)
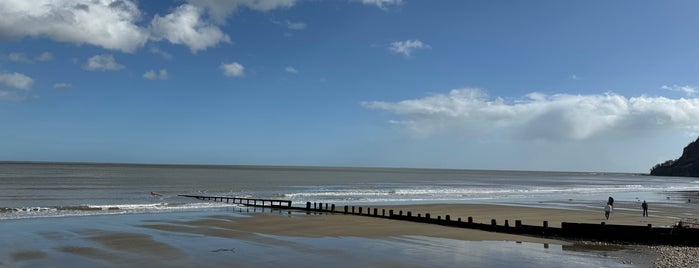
left=607, top=196, right=614, bottom=214
left=642, top=200, right=648, bottom=217
left=604, top=203, right=612, bottom=220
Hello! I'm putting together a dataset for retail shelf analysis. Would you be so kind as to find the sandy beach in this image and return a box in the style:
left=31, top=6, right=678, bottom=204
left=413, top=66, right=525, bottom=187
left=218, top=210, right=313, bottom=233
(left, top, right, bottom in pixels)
left=4, top=202, right=699, bottom=267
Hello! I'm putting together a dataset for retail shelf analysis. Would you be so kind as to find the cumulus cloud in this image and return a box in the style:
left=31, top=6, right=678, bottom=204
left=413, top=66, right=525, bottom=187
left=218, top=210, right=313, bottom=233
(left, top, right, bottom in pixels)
left=150, top=4, right=231, bottom=53
left=0, top=0, right=148, bottom=53
left=285, top=66, right=298, bottom=74
left=661, top=85, right=697, bottom=96
left=221, top=62, right=245, bottom=77
left=143, top=69, right=168, bottom=80
left=83, top=54, right=124, bottom=71
left=362, top=88, right=699, bottom=141
left=389, top=39, right=430, bottom=57
left=0, top=72, right=34, bottom=90
left=187, top=0, right=297, bottom=24
left=360, top=0, right=404, bottom=10
left=0, top=1, right=298, bottom=53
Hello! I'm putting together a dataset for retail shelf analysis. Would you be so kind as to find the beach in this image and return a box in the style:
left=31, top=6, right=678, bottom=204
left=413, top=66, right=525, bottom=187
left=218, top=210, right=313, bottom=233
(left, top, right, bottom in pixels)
left=2, top=163, right=699, bottom=267
left=4, top=202, right=698, bottom=267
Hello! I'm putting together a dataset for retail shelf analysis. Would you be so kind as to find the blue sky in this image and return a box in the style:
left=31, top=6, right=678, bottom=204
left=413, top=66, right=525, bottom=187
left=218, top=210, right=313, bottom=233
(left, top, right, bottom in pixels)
left=2, top=0, right=699, bottom=172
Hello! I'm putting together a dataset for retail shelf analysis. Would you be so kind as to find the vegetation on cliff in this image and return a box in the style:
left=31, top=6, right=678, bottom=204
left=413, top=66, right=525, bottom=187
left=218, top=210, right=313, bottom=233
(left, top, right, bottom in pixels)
left=650, top=137, right=699, bottom=177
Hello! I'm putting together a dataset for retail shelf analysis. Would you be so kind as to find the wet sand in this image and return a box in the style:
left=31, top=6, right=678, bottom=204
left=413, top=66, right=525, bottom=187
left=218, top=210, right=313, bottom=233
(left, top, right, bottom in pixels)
left=5, top=202, right=698, bottom=267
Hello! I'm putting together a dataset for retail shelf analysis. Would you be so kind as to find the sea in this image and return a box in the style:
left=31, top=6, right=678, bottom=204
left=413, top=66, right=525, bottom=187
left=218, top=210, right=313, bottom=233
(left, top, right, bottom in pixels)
left=2, top=162, right=698, bottom=267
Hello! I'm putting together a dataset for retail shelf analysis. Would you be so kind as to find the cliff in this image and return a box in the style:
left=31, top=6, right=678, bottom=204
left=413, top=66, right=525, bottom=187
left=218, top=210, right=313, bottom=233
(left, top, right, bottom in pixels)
left=650, top=137, right=699, bottom=177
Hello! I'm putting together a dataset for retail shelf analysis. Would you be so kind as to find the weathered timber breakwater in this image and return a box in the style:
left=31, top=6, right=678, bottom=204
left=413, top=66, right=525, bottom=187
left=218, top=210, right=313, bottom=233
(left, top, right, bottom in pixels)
left=179, top=194, right=699, bottom=246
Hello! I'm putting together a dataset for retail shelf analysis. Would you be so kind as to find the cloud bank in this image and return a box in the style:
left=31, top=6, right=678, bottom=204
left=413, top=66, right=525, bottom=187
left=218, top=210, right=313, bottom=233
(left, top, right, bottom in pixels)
left=362, top=88, right=699, bottom=141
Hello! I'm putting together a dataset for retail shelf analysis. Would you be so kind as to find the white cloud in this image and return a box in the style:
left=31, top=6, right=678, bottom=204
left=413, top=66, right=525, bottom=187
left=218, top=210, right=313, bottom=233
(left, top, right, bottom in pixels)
left=0, top=1, right=299, bottom=53
left=0, top=90, right=23, bottom=101
left=360, top=0, right=404, bottom=10
left=389, top=39, right=431, bottom=57
left=149, top=46, right=173, bottom=60
left=272, top=20, right=306, bottom=30
left=187, top=0, right=297, bottom=24
left=8, top=53, right=31, bottom=63
left=362, top=88, right=699, bottom=141
left=221, top=62, right=245, bottom=77
left=0, top=72, right=34, bottom=90
left=661, top=85, right=697, bottom=96
left=7, top=52, right=52, bottom=63
left=83, top=54, right=124, bottom=71
left=285, top=66, right=298, bottom=74
left=150, top=4, right=231, bottom=53
left=36, top=52, right=53, bottom=62
left=143, top=69, right=169, bottom=80
left=53, top=82, right=73, bottom=89
left=0, top=0, right=148, bottom=53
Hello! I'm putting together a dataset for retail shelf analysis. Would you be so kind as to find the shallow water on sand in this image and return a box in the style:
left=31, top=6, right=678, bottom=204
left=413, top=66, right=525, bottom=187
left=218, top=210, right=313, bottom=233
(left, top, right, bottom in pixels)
left=0, top=210, right=634, bottom=268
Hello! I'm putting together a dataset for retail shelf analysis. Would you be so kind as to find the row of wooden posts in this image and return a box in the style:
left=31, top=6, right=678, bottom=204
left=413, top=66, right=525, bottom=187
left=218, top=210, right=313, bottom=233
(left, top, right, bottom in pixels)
left=179, top=195, right=699, bottom=246
left=304, top=201, right=699, bottom=246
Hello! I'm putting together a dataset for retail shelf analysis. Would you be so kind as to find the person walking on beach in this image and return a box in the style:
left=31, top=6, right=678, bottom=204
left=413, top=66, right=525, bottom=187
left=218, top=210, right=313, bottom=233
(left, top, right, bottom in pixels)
left=642, top=200, right=648, bottom=217
left=604, top=203, right=612, bottom=220
left=608, top=196, right=614, bottom=207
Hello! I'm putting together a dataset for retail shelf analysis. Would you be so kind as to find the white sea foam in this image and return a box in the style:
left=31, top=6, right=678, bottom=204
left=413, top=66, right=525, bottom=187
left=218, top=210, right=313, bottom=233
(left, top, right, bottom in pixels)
left=0, top=202, right=242, bottom=220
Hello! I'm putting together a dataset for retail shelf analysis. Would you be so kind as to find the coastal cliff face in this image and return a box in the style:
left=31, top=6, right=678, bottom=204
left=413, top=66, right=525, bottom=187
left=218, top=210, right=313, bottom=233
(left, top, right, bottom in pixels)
left=650, top=137, right=699, bottom=177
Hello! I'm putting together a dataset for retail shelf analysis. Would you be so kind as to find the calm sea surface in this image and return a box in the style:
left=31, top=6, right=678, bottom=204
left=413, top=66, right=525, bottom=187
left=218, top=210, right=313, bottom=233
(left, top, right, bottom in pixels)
left=2, top=162, right=698, bottom=219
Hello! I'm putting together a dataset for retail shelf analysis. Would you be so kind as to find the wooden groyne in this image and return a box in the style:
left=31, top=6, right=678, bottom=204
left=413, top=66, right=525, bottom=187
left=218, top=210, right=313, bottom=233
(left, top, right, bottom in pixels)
left=177, top=195, right=292, bottom=208
left=179, top=195, right=699, bottom=246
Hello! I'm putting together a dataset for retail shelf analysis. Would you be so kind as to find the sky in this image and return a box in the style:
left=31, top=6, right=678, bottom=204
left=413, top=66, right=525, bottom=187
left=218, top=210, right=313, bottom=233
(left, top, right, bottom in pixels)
left=2, top=0, right=699, bottom=173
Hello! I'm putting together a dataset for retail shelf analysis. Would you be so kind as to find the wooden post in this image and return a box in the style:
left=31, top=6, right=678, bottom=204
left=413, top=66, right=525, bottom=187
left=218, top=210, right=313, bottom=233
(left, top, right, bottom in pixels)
left=446, top=215, right=450, bottom=221
left=491, top=219, right=497, bottom=226
left=468, top=217, right=473, bottom=224
left=407, top=211, right=412, bottom=217
left=505, top=220, right=509, bottom=227
left=331, top=204, right=336, bottom=211
left=359, top=207, right=363, bottom=214
left=389, top=209, right=394, bottom=216
left=399, top=210, right=403, bottom=216
left=306, top=202, right=311, bottom=210
left=437, top=216, right=441, bottom=220
left=382, top=209, right=385, bottom=216
left=516, top=220, right=522, bottom=229
left=458, top=217, right=461, bottom=222
left=352, top=206, right=355, bottom=214
left=373, top=208, right=378, bottom=216
left=344, top=205, right=348, bottom=213
left=426, top=213, right=430, bottom=219
left=543, top=221, right=548, bottom=229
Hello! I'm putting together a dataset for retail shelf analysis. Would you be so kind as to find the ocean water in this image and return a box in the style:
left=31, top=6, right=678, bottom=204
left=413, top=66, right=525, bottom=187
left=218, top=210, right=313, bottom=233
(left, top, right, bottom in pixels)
left=4, top=162, right=694, bottom=267
left=2, top=162, right=699, bottom=220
